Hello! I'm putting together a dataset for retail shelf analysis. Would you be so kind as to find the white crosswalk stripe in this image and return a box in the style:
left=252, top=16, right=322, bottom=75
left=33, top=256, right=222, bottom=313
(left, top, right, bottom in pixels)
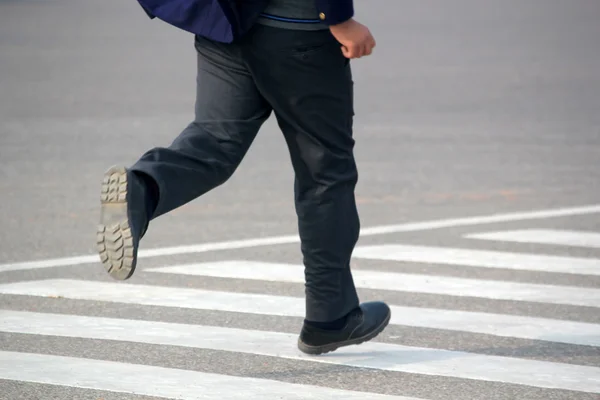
left=1, top=279, right=599, bottom=346
left=351, top=244, right=600, bottom=275
left=465, top=229, right=600, bottom=249
left=1, top=226, right=600, bottom=399
left=2, top=311, right=599, bottom=393
left=146, top=260, right=600, bottom=346
left=148, top=260, right=600, bottom=307
left=0, top=351, right=415, bottom=400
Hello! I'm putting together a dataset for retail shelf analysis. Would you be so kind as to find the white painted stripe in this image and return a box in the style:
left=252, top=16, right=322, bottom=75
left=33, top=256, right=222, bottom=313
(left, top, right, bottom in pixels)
left=0, top=255, right=99, bottom=272
left=147, top=261, right=600, bottom=346
left=0, top=279, right=305, bottom=316
left=1, top=279, right=599, bottom=345
left=352, top=244, right=600, bottom=276
left=146, top=262, right=600, bottom=308
left=1, top=204, right=600, bottom=272
left=359, top=204, right=600, bottom=235
left=0, top=235, right=299, bottom=273
left=466, top=229, right=600, bottom=249
left=1, top=312, right=599, bottom=393
left=0, top=351, right=411, bottom=400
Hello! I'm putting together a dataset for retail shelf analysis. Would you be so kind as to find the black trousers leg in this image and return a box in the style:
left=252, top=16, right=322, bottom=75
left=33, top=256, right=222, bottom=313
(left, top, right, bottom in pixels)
left=243, top=26, right=360, bottom=322
left=131, top=35, right=272, bottom=219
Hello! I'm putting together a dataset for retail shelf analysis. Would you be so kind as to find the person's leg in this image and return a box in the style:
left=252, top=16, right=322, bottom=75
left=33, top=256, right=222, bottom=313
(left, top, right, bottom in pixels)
left=132, top=36, right=273, bottom=219
left=245, top=26, right=359, bottom=323
left=242, top=25, right=390, bottom=354
left=97, top=35, right=272, bottom=280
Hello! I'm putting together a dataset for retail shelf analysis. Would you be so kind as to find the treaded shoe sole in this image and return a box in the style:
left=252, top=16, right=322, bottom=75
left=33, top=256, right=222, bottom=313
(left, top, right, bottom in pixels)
left=97, top=166, right=137, bottom=281
left=297, top=310, right=392, bottom=355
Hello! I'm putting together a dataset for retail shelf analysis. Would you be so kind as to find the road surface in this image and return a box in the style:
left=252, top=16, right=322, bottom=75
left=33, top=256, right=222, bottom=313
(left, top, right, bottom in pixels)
left=1, top=0, right=599, bottom=399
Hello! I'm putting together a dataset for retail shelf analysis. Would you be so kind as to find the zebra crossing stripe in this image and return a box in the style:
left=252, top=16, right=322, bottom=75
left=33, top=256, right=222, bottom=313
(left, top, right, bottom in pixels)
left=2, top=204, right=600, bottom=273
left=1, top=311, right=599, bottom=393
left=1, top=279, right=599, bottom=346
left=0, top=350, right=412, bottom=399
left=147, top=261, right=600, bottom=346
left=351, top=244, right=600, bottom=275
left=147, top=260, right=600, bottom=308
left=465, top=229, right=600, bottom=249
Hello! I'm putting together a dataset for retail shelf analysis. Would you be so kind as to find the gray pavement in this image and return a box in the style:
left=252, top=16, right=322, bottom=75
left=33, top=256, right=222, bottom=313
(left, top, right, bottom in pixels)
left=1, top=0, right=599, bottom=399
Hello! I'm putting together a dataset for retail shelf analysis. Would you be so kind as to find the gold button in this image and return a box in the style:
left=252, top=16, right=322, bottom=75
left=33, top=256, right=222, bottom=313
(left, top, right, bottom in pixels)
left=319, top=12, right=326, bottom=20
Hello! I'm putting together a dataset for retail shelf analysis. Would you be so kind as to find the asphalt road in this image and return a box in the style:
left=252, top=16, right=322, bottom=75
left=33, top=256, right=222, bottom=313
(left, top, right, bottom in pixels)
left=1, top=0, right=599, bottom=399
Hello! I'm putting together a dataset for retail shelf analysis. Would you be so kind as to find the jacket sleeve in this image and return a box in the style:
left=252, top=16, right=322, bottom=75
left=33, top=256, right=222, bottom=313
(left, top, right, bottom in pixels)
left=138, top=2, right=156, bottom=19
left=314, top=0, right=354, bottom=25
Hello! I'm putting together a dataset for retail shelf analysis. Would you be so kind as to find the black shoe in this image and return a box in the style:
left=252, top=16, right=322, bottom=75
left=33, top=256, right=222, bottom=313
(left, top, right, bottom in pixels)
left=298, top=301, right=391, bottom=355
left=96, top=166, right=148, bottom=281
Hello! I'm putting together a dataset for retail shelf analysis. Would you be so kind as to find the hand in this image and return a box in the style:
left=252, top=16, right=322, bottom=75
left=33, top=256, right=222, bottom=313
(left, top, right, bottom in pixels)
left=329, top=18, right=376, bottom=59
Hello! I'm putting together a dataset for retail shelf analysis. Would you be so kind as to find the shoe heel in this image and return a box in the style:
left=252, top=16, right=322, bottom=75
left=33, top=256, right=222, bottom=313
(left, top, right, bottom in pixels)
left=97, top=166, right=137, bottom=280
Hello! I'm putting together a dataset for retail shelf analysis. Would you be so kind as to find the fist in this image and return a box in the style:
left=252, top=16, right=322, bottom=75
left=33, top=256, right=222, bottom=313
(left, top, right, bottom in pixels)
left=329, top=19, right=376, bottom=59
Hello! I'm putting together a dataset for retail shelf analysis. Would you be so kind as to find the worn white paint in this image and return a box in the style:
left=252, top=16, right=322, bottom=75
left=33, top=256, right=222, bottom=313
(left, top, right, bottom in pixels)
left=0, top=350, right=413, bottom=399
left=1, top=313, right=599, bottom=394
left=2, top=204, right=600, bottom=272
left=358, top=204, right=600, bottom=236
left=1, top=279, right=599, bottom=345
left=149, top=261, right=600, bottom=308
left=0, top=279, right=305, bottom=316
left=352, top=244, right=600, bottom=276
left=148, top=260, right=600, bottom=345
left=466, top=229, right=600, bottom=249
left=0, top=235, right=299, bottom=273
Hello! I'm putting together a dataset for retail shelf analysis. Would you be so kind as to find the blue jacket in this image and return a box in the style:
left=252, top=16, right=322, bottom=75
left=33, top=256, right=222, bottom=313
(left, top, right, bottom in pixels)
left=137, top=0, right=354, bottom=43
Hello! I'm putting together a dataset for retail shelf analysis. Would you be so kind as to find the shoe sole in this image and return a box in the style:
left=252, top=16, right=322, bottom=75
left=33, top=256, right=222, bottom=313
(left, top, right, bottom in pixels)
left=297, top=310, right=392, bottom=355
left=97, top=166, right=137, bottom=281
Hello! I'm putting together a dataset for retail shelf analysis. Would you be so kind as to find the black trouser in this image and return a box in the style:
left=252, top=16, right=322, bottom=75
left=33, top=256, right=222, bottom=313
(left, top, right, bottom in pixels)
left=131, top=25, right=360, bottom=322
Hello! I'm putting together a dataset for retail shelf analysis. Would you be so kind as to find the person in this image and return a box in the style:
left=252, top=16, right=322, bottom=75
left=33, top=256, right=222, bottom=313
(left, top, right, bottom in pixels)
left=97, top=0, right=391, bottom=355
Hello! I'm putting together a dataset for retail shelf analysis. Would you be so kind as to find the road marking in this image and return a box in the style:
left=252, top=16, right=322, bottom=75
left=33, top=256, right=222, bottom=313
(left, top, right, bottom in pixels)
left=1, top=203, right=599, bottom=272
left=1, top=279, right=599, bottom=345
left=147, top=261, right=600, bottom=346
left=358, top=204, right=600, bottom=235
left=0, top=236, right=300, bottom=273
left=466, top=229, right=600, bottom=249
left=0, top=351, right=411, bottom=400
left=352, top=244, right=600, bottom=276
left=1, top=312, right=599, bottom=394
left=0, top=278, right=304, bottom=315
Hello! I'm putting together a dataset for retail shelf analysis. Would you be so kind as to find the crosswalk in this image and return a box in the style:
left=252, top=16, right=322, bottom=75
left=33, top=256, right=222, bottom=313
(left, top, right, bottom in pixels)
left=465, top=229, right=600, bottom=249
left=1, top=227, right=599, bottom=399
left=351, top=244, right=600, bottom=275
left=0, top=351, right=413, bottom=400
